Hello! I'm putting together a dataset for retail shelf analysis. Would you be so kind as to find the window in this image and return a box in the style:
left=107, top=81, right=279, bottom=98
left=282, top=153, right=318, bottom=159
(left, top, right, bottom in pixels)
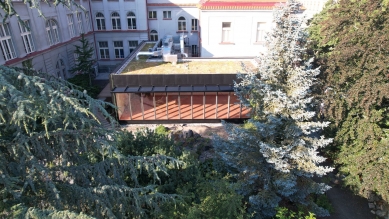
left=96, top=12, right=106, bottom=30
left=221, top=22, right=232, bottom=43
left=56, top=59, right=67, bottom=79
left=98, top=41, right=109, bottom=59
left=77, top=12, right=84, bottom=34
left=19, top=20, right=35, bottom=54
left=74, top=53, right=79, bottom=65
left=150, top=30, right=158, bottom=41
left=191, top=19, right=198, bottom=31
left=148, top=11, right=157, bottom=19
left=114, top=41, right=124, bottom=59
left=191, top=45, right=198, bottom=57
left=127, top=12, right=136, bottom=29
left=256, top=22, right=266, bottom=42
left=178, top=17, right=186, bottom=31
left=0, top=23, right=16, bottom=61
left=163, top=11, right=171, bottom=19
left=85, top=11, right=91, bottom=32
left=128, top=40, right=138, bottom=53
left=111, top=12, right=121, bottom=30
left=46, top=19, right=60, bottom=45
left=67, top=14, right=76, bottom=38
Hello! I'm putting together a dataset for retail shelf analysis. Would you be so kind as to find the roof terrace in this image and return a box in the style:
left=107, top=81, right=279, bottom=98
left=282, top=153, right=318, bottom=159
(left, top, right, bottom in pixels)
left=119, top=42, right=257, bottom=75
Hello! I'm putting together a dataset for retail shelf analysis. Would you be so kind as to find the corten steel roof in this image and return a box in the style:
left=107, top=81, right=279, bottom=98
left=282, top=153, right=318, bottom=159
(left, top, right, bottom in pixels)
left=112, top=85, right=234, bottom=93
left=198, top=0, right=286, bottom=10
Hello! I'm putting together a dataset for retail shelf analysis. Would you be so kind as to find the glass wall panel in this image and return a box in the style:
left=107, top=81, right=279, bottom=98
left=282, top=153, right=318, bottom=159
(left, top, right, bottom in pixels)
left=142, top=93, right=155, bottom=120
left=205, top=92, right=216, bottom=119
left=192, top=92, right=204, bottom=119
left=229, top=93, right=241, bottom=118
left=155, top=93, right=167, bottom=120
left=129, top=93, right=143, bottom=120
left=167, top=92, right=179, bottom=120
left=217, top=92, right=229, bottom=119
left=115, top=93, right=129, bottom=120
left=180, top=92, right=192, bottom=119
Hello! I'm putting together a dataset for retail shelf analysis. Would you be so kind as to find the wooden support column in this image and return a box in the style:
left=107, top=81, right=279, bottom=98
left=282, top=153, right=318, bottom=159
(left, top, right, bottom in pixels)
left=141, top=93, right=145, bottom=120
left=239, top=102, right=242, bottom=118
left=227, top=92, right=230, bottom=119
left=178, top=92, right=181, bottom=119
left=129, top=93, right=133, bottom=120
left=153, top=93, right=156, bottom=120
left=203, top=92, right=205, bottom=119
left=215, top=92, right=218, bottom=119
left=166, top=92, right=169, bottom=120
left=191, top=92, right=193, bottom=119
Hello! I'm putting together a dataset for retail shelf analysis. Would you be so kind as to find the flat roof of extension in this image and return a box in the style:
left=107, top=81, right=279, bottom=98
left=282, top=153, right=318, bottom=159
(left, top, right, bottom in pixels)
left=119, top=43, right=257, bottom=75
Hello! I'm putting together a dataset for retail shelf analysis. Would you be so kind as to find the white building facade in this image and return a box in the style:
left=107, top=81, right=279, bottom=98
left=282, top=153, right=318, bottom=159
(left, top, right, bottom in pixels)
left=0, top=0, right=326, bottom=76
left=0, top=0, right=93, bottom=78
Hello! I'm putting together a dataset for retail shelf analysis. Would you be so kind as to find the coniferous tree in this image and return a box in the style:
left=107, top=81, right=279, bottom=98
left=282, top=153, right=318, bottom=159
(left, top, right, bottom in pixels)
left=0, top=66, right=179, bottom=218
left=71, top=34, right=95, bottom=86
left=309, top=0, right=389, bottom=202
left=214, top=1, right=333, bottom=218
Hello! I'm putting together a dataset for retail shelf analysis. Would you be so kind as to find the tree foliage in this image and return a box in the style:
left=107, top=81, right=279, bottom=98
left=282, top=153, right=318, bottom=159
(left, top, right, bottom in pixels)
left=214, top=1, right=333, bottom=218
left=70, top=34, right=96, bottom=86
left=116, top=129, right=246, bottom=219
left=0, top=66, right=180, bottom=218
left=0, top=0, right=84, bottom=21
left=309, top=0, right=389, bottom=202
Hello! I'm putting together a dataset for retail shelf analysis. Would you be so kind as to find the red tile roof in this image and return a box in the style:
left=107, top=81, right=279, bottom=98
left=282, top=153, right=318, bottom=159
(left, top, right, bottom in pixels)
left=199, top=0, right=286, bottom=10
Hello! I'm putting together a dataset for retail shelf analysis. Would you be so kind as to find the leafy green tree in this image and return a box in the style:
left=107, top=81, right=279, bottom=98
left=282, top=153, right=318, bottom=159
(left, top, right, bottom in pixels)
left=116, top=129, right=246, bottom=219
left=0, top=0, right=83, bottom=20
left=309, top=0, right=389, bottom=202
left=0, top=66, right=179, bottom=218
left=214, top=1, right=333, bottom=218
left=71, top=34, right=96, bottom=86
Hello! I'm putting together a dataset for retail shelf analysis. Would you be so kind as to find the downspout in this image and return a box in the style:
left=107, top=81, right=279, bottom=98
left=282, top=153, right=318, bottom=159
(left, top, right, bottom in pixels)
left=88, top=0, right=99, bottom=61
left=146, top=0, right=150, bottom=40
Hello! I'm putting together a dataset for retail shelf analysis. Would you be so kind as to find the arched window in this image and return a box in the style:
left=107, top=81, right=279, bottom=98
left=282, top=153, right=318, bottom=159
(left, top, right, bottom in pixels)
left=178, top=17, right=186, bottom=31
left=111, top=12, right=121, bottom=30
left=96, top=12, right=106, bottom=30
left=150, top=30, right=158, bottom=41
left=0, top=23, right=16, bottom=60
left=46, top=19, right=60, bottom=45
left=56, top=59, right=67, bottom=79
left=127, top=12, right=136, bottom=30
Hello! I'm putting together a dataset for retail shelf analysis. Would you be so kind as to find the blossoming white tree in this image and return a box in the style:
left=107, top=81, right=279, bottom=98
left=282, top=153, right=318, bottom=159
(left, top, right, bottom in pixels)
left=214, top=1, right=333, bottom=217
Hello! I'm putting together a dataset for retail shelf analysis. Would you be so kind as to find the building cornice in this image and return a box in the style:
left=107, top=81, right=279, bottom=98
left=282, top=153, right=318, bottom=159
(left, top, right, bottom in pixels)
left=198, top=0, right=286, bottom=10
left=147, top=3, right=197, bottom=7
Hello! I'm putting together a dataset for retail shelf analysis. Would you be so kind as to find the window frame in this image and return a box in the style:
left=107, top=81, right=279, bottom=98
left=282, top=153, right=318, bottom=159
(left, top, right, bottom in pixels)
left=46, top=19, right=60, bottom=46
left=67, top=14, right=76, bottom=38
left=128, top=40, right=138, bottom=53
left=96, top=12, right=106, bottom=30
left=150, top=30, right=158, bottom=41
left=85, top=11, right=91, bottom=32
left=256, top=22, right=266, bottom=43
left=148, top=11, right=157, bottom=19
left=18, top=20, right=35, bottom=54
left=127, top=12, right=136, bottom=30
left=56, top=59, right=67, bottom=79
left=98, top=41, right=110, bottom=59
left=191, top=19, right=198, bottom=31
left=111, top=12, right=121, bottom=30
left=0, top=23, right=16, bottom=61
left=113, top=41, right=124, bottom=59
left=163, top=11, right=171, bottom=19
left=178, top=16, right=186, bottom=31
left=77, top=12, right=84, bottom=34
left=221, top=22, right=232, bottom=43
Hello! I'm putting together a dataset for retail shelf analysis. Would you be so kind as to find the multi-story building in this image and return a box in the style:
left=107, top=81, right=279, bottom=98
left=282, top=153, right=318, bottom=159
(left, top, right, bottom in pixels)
left=1, top=0, right=326, bottom=77
left=0, top=0, right=93, bottom=78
